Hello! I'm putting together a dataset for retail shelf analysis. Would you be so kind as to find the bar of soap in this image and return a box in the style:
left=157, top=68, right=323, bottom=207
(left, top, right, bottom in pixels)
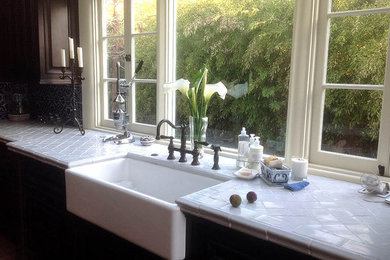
left=269, top=159, right=283, bottom=169
left=240, top=170, right=252, bottom=176
left=264, top=156, right=282, bottom=167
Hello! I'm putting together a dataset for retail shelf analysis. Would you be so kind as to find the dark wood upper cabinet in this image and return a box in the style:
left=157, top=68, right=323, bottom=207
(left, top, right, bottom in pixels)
left=0, top=0, right=79, bottom=84
left=0, top=0, right=38, bottom=82
left=38, top=0, right=80, bottom=84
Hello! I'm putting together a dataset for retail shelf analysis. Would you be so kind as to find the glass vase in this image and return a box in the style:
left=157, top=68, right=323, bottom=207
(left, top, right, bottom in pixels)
left=189, top=116, right=208, bottom=158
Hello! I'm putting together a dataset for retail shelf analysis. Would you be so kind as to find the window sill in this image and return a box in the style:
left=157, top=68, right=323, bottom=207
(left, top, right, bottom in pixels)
left=309, top=163, right=390, bottom=184
left=93, top=125, right=389, bottom=184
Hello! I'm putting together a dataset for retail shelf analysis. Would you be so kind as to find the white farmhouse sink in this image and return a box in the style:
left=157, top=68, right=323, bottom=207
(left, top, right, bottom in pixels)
left=65, top=156, right=222, bottom=260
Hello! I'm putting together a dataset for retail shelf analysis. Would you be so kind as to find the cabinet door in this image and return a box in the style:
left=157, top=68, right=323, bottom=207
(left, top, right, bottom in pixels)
left=38, top=0, right=80, bottom=84
left=20, top=156, right=72, bottom=260
left=186, top=214, right=314, bottom=260
left=0, top=142, right=21, bottom=244
left=70, top=215, right=163, bottom=260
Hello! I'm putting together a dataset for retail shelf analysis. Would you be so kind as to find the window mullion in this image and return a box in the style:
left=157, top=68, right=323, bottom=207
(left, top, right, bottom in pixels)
left=285, top=0, right=319, bottom=164
left=102, top=35, right=124, bottom=40
left=323, top=83, right=385, bottom=91
left=124, top=0, right=134, bottom=126
left=131, top=31, right=157, bottom=37
left=328, top=7, right=390, bottom=18
left=376, top=23, right=390, bottom=177
left=157, top=0, right=175, bottom=136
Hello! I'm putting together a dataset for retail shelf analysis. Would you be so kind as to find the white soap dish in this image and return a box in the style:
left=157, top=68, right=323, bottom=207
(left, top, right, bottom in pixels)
left=358, top=188, right=390, bottom=198
left=233, top=167, right=260, bottom=180
left=140, top=136, right=155, bottom=146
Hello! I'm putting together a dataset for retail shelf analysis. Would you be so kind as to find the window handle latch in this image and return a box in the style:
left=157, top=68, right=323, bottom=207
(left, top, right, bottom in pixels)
left=378, top=165, right=385, bottom=176
left=125, top=54, right=131, bottom=62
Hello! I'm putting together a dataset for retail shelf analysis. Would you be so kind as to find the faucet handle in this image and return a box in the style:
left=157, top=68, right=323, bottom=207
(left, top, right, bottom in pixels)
left=158, top=135, right=175, bottom=160
left=211, top=144, right=222, bottom=170
left=190, top=141, right=208, bottom=166
left=211, top=144, right=221, bottom=152
left=194, top=141, right=209, bottom=150
left=158, top=135, right=174, bottom=140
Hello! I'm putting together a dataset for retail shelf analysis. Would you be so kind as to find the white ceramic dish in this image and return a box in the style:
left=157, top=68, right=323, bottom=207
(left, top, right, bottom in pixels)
left=233, top=167, right=260, bottom=180
left=140, top=136, right=155, bottom=146
left=260, top=161, right=291, bottom=184
left=140, top=139, right=154, bottom=146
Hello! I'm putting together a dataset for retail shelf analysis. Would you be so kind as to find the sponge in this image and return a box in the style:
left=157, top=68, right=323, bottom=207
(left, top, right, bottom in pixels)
left=284, top=181, right=309, bottom=191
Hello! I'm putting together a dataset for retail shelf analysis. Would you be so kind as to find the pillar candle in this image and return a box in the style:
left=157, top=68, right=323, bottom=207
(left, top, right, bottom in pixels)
left=77, top=47, right=83, bottom=67
left=291, top=158, right=308, bottom=180
left=69, top=37, right=74, bottom=59
left=60, top=49, right=66, bottom=67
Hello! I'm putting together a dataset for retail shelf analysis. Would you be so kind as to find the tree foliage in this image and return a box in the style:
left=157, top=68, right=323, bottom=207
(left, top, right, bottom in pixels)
left=176, top=0, right=294, bottom=155
left=175, top=0, right=389, bottom=157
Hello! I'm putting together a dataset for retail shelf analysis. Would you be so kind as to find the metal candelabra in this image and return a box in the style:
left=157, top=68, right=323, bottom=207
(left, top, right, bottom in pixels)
left=54, top=58, right=85, bottom=135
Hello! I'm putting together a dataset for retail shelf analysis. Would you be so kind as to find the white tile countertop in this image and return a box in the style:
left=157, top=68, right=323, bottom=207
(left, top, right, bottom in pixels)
left=0, top=121, right=134, bottom=169
left=1, top=120, right=390, bottom=259
left=177, top=176, right=390, bottom=260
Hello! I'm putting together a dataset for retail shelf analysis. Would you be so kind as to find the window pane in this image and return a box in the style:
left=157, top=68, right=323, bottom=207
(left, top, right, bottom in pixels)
left=105, top=38, right=125, bottom=79
left=321, top=89, right=382, bottom=158
left=134, top=0, right=157, bottom=33
left=175, top=0, right=295, bottom=156
left=105, top=81, right=117, bottom=119
left=135, top=35, right=157, bottom=79
left=327, top=14, right=390, bottom=85
left=331, top=0, right=390, bottom=12
left=103, top=0, right=124, bottom=37
left=135, top=82, right=156, bottom=124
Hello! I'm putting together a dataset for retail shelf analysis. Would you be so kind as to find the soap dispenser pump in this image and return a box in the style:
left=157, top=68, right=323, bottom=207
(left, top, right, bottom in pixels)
left=247, top=136, right=263, bottom=170
left=237, top=127, right=249, bottom=168
left=249, top=134, right=255, bottom=147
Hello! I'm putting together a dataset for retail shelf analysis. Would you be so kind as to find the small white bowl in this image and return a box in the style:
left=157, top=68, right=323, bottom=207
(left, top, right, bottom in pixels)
left=140, top=136, right=155, bottom=146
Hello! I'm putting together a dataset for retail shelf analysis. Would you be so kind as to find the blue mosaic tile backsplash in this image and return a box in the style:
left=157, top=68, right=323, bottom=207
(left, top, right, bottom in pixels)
left=0, top=82, right=82, bottom=124
left=29, top=84, right=83, bottom=123
left=0, top=82, right=29, bottom=120
left=0, top=83, right=9, bottom=120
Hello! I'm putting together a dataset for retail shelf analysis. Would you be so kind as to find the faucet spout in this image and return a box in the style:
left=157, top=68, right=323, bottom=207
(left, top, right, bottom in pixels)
left=156, top=119, right=178, bottom=140
left=156, top=119, right=189, bottom=162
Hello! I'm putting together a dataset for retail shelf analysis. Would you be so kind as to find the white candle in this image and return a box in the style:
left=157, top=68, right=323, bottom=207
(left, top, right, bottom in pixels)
left=69, top=37, right=74, bottom=59
left=60, top=49, right=66, bottom=67
left=77, top=47, right=83, bottom=67
left=291, top=158, right=308, bottom=180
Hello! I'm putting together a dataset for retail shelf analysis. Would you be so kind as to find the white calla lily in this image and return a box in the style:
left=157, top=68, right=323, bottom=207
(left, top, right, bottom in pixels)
left=204, top=82, right=227, bottom=102
left=163, top=79, right=190, bottom=98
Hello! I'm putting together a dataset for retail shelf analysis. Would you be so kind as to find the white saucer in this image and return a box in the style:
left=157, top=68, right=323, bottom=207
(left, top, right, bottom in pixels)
left=233, top=167, right=260, bottom=180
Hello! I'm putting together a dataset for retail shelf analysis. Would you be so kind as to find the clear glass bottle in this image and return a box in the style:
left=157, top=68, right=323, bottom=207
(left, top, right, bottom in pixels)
left=236, top=127, right=249, bottom=168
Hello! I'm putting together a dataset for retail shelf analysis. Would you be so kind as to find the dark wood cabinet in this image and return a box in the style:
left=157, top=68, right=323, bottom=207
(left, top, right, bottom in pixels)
left=1, top=149, right=161, bottom=259
left=185, top=214, right=315, bottom=260
left=0, top=142, right=21, bottom=244
left=0, top=0, right=39, bottom=82
left=71, top=215, right=162, bottom=260
left=19, top=156, right=72, bottom=259
left=38, top=0, right=80, bottom=85
left=0, top=0, right=79, bottom=84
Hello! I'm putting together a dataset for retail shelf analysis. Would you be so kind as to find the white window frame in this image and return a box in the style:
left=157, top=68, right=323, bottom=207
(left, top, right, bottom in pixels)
left=80, top=0, right=390, bottom=181
left=90, top=0, right=173, bottom=136
left=286, top=0, right=390, bottom=180
left=308, top=1, right=390, bottom=177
